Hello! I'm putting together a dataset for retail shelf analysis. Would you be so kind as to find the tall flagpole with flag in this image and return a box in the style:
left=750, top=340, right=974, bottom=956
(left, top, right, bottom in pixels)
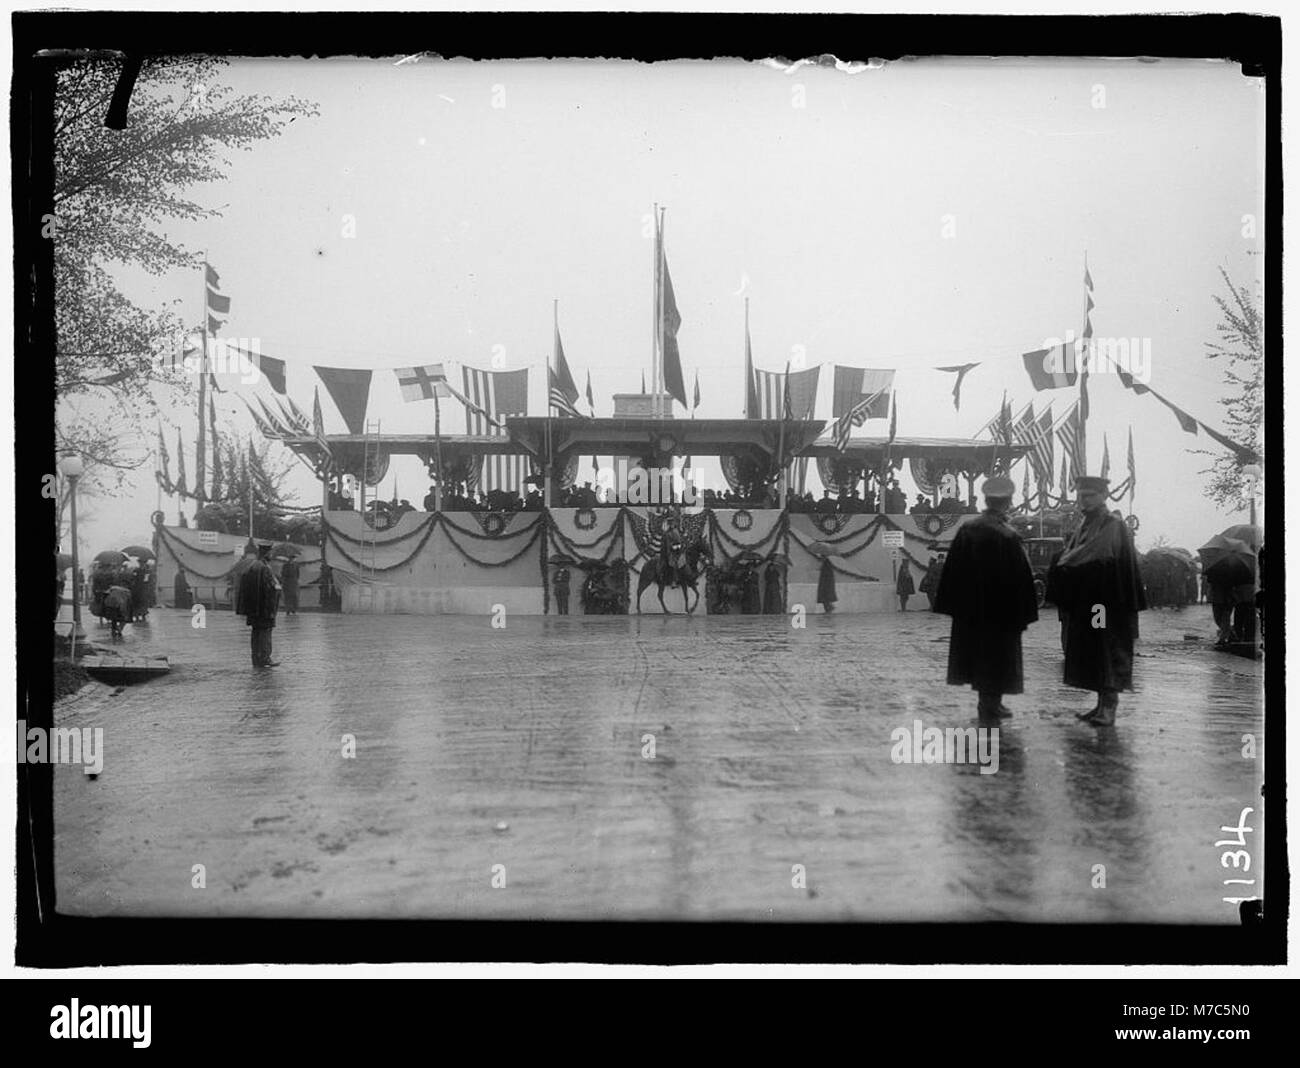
left=1078, top=251, right=1093, bottom=476
left=656, top=206, right=668, bottom=420
left=547, top=299, right=557, bottom=506
left=433, top=372, right=444, bottom=513
left=197, top=255, right=209, bottom=504
left=650, top=202, right=660, bottom=419
left=776, top=361, right=790, bottom=510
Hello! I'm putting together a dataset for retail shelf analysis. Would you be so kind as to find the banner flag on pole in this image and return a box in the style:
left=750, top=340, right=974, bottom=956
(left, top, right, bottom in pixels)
left=313, top=366, right=373, bottom=436
left=832, top=366, right=894, bottom=419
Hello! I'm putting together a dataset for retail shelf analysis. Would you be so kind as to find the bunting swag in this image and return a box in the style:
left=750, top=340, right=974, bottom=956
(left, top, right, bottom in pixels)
left=314, top=366, right=373, bottom=435
left=1116, top=368, right=1259, bottom=463
left=909, top=456, right=938, bottom=497
left=547, top=508, right=626, bottom=565
left=323, top=512, right=543, bottom=574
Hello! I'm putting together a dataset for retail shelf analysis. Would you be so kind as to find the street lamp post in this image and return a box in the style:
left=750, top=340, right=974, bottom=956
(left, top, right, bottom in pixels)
left=58, top=451, right=86, bottom=646
left=1242, top=463, right=1262, bottom=527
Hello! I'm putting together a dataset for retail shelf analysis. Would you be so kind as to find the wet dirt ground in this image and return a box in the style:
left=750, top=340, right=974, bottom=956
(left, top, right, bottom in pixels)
left=51, top=601, right=1264, bottom=922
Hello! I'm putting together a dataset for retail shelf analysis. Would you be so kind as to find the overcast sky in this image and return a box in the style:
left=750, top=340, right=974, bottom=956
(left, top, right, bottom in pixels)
left=76, top=55, right=1264, bottom=552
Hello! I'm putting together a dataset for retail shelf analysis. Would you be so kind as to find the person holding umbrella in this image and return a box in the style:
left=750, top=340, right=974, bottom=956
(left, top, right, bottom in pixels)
left=1199, top=525, right=1260, bottom=647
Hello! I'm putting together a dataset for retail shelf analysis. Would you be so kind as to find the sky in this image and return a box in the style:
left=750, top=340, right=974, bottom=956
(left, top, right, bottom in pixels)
left=69, top=55, right=1265, bottom=553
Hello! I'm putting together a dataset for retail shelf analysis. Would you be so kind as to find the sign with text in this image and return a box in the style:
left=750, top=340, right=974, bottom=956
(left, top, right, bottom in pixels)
left=882, top=530, right=905, bottom=548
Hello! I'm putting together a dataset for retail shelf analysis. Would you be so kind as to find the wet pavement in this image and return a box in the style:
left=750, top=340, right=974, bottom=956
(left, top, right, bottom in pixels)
left=51, top=601, right=1264, bottom=922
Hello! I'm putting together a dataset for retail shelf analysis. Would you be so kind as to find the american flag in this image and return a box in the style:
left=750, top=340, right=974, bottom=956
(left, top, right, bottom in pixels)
left=1018, top=404, right=1055, bottom=488
left=548, top=367, right=583, bottom=418
left=832, top=387, right=888, bottom=452
left=243, top=397, right=280, bottom=440
left=752, top=365, right=820, bottom=420
left=462, top=366, right=529, bottom=493
left=1056, top=402, right=1083, bottom=485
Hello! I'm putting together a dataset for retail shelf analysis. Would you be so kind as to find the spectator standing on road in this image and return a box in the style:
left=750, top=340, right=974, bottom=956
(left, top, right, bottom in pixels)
left=239, top=543, right=282, bottom=668
left=896, top=558, right=915, bottom=611
left=280, top=556, right=301, bottom=615
left=554, top=565, right=571, bottom=615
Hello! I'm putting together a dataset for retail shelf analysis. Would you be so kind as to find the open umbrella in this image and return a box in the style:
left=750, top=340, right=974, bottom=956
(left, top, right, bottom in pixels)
left=121, top=544, right=156, bottom=561
left=1219, top=523, right=1262, bottom=550
left=93, top=549, right=127, bottom=566
left=1198, top=533, right=1256, bottom=586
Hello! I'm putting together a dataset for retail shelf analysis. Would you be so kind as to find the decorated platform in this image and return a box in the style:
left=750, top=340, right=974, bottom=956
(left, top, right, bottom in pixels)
left=313, top=506, right=972, bottom=616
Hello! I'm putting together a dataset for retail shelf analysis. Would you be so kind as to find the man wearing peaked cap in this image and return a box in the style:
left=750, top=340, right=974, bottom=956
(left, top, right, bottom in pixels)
left=981, top=475, right=1016, bottom=499
left=1046, top=474, right=1147, bottom=726
left=933, top=472, right=1039, bottom=722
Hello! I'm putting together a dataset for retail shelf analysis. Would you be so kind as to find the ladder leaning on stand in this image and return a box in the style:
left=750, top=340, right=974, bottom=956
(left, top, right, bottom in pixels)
left=354, top=419, right=381, bottom=612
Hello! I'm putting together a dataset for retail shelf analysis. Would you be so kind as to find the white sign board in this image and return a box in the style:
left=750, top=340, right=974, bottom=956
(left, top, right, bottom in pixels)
left=197, top=530, right=219, bottom=547
left=881, top=530, right=905, bottom=548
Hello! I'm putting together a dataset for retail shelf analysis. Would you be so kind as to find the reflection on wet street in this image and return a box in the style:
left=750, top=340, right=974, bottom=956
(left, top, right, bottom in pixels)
left=53, top=603, right=1263, bottom=921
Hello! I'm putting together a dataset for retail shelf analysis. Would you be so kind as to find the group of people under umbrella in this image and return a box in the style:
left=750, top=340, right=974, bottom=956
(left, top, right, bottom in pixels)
left=63, top=546, right=158, bottom=638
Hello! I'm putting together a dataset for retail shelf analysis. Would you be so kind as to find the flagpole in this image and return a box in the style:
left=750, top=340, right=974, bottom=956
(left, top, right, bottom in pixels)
left=777, top=361, right=789, bottom=510
left=433, top=389, right=443, bottom=514
left=1078, top=250, right=1089, bottom=474
left=651, top=202, right=659, bottom=419
left=546, top=299, right=556, bottom=508
left=197, top=254, right=209, bottom=509
left=657, top=207, right=668, bottom=421
left=249, top=445, right=255, bottom=539
left=744, top=297, right=750, bottom=419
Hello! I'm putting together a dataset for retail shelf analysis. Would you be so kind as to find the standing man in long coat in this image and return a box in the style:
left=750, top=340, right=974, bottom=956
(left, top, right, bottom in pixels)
left=933, top=476, right=1039, bottom=722
left=280, top=556, right=301, bottom=616
left=239, top=543, right=281, bottom=668
left=1046, top=476, right=1147, bottom=726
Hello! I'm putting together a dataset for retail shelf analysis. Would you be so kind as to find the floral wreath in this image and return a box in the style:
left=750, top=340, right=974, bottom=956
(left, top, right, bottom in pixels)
left=574, top=507, right=598, bottom=531
left=816, top=512, right=850, bottom=535
left=482, top=512, right=507, bottom=537
left=1125, top=514, right=1140, bottom=532
left=731, top=508, right=754, bottom=532
left=921, top=514, right=946, bottom=537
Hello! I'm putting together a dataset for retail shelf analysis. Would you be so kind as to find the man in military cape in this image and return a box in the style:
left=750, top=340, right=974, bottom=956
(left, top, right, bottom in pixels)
left=933, top=476, right=1039, bottom=721
left=1046, top=476, right=1147, bottom=726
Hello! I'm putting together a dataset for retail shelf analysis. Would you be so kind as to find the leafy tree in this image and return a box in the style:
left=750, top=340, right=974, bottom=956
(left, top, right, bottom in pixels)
left=1197, top=266, right=1263, bottom=509
left=53, top=56, right=317, bottom=473
left=195, top=435, right=301, bottom=538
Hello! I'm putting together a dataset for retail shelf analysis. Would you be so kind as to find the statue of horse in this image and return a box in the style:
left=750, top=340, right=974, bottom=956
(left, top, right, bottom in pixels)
left=636, top=531, right=709, bottom=614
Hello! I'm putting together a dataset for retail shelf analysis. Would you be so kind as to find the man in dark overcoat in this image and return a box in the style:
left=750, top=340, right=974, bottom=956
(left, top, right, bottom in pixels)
left=933, top=476, right=1039, bottom=722
left=239, top=542, right=281, bottom=668
left=1046, top=476, right=1147, bottom=726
